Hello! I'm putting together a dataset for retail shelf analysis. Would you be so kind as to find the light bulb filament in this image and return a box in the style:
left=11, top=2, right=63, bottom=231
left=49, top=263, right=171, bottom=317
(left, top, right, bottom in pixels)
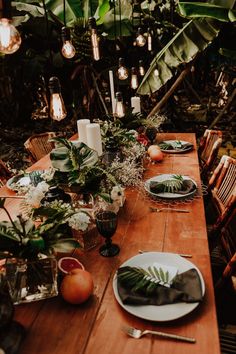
left=148, top=34, right=152, bottom=51
left=136, top=34, right=146, bottom=47
left=118, top=66, right=129, bottom=80
left=115, top=101, right=125, bottom=118
left=50, top=94, right=67, bottom=121
left=91, top=30, right=100, bottom=61
left=131, top=74, right=139, bottom=90
left=0, top=18, right=21, bottom=54
left=61, top=40, right=76, bottom=59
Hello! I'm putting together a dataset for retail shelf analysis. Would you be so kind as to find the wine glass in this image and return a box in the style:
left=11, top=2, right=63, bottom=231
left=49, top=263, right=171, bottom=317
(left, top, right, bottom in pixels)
left=95, top=211, right=120, bottom=257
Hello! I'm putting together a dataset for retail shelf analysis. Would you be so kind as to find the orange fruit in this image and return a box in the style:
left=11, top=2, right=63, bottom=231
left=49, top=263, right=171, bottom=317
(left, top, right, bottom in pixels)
left=58, top=257, right=84, bottom=275
left=149, top=149, right=164, bottom=162
left=147, top=145, right=161, bottom=155
left=60, top=269, right=94, bottom=305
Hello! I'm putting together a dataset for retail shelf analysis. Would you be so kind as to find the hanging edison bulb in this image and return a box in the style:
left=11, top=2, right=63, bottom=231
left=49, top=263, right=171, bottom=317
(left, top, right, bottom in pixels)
left=117, top=57, right=129, bottom=80
left=154, top=67, right=159, bottom=77
left=131, top=67, right=139, bottom=90
left=115, top=92, right=125, bottom=118
left=139, top=60, right=145, bottom=76
left=135, top=27, right=146, bottom=47
left=147, top=27, right=152, bottom=52
left=88, top=17, right=100, bottom=61
left=61, top=27, right=75, bottom=59
left=48, top=77, right=67, bottom=121
left=0, top=0, right=21, bottom=54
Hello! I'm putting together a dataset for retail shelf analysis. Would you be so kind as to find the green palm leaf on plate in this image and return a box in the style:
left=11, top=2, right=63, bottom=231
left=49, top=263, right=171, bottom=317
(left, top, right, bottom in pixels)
left=117, top=266, right=172, bottom=296
left=149, top=175, right=184, bottom=194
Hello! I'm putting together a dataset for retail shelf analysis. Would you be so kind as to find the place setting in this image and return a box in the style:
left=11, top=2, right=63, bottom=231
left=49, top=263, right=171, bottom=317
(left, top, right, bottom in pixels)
left=144, top=174, right=198, bottom=201
left=158, top=140, right=194, bottom=154
left=113, top=251, right=205, bottom=322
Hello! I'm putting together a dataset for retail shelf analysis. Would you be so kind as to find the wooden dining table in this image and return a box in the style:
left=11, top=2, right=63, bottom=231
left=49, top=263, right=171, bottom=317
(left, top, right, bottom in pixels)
left=0, top=132, right=220, bottom=354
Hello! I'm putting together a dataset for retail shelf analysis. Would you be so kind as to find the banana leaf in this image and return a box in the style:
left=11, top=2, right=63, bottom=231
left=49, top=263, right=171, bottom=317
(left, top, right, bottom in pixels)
left=137, top=18, right=221, bottom=95
left=12, top=0, right=84, bottom=26
left=178, top=2, right=236, bottom=22
left=137, top=0, right=235, bottom=95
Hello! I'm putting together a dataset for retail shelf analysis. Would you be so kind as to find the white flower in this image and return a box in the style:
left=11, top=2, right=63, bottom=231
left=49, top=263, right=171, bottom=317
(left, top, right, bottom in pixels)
left=110, top=185, right=125, bottom=207
left=68, top=212, right=90, bottom=231
left=25, top=181, right=49, bottom=208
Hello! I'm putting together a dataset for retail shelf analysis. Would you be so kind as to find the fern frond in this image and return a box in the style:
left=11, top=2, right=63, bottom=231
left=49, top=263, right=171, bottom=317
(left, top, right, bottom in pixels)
left=117, top=265, right=173, bottom=295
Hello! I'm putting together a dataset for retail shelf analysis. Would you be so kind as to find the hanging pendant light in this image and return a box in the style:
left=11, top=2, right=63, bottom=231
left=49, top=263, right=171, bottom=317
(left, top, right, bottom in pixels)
left=49, top=77, right=67, bottom=121
left=115, top=92, right=125, bottom=118
left=0, top=0, right=21, bottom=54
left=61, top=27, right=76, bottom=59
left=147, top=27, right=152, bottom=52
left=154, top=67, right=159, bottom=77
left=88, top=17, right=100, bottom=61
left=117, top=57, right=129, bottom=80
left=135, top=27, right=146, bottom=47
left=139, top=60, right=145, bottom=76
left=131, top=67, right=138, bottom=90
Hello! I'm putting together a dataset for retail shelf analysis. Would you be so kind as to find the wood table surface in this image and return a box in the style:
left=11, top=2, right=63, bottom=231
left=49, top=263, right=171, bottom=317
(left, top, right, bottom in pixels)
left=0, top=133, right=220, bottom=354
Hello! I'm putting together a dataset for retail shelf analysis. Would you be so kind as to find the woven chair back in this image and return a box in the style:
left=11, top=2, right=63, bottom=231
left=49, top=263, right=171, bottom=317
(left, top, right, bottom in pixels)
left=199, top=129, right=222, bottom=182
left=24, top=132, right=56, bottom=162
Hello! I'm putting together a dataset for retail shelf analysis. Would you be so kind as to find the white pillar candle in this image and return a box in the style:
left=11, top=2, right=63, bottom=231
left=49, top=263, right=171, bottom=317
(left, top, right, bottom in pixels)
left=131, top=96, right=141, bottom=114
left=77, top=119, right=90, bottom=145
left=109, top=70, right=116, bottom=114
left=86, top=123, right=103, bottom=156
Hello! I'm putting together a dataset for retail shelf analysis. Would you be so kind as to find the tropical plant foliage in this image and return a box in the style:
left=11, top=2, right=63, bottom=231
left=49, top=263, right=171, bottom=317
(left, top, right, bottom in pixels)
left=149, top=175, right=184, bottom=194
left=0, top=198, right=78, bottom=260
left=117, top=265, right=173, bottom=296
left=137, top=0, right=236, bottom=95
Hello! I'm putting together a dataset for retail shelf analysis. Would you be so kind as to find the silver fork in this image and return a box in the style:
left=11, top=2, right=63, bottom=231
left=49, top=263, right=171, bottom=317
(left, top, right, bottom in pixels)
left=149, top=207, right=189, bottom=213
left=122, top=326, right=196, bottom=343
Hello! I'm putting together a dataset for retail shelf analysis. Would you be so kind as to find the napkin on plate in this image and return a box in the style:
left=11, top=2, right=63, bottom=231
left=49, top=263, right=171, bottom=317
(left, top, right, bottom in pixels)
left=117, top=266, right=203, bottom=306
left=160, top=141, right=193, bottom=151
left=149, top=179, right=196, bottom=195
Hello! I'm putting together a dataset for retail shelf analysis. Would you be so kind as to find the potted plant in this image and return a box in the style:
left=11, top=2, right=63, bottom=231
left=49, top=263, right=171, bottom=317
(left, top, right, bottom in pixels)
left=0, top=197, right=89, bottom=304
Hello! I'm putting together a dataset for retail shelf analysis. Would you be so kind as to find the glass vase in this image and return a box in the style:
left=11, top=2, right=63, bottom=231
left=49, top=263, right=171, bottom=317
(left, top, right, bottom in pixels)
left=72, top=223, right=101, bottom=251
left=4, top=257, right=58, bottom=304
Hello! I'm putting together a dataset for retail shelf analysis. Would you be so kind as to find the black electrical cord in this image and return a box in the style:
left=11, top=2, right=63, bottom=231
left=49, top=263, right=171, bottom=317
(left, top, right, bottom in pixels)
left=63, top=0, right=66, bottom=26
left=41, top=0, right=53, bottom=69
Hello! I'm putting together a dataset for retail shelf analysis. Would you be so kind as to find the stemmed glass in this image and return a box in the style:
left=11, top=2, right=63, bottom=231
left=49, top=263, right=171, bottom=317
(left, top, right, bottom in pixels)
left=95, top=211, right=120, bottom=257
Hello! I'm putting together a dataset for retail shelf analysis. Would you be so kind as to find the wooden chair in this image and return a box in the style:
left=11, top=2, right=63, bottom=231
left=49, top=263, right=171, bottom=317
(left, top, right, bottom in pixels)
left=211, top=209, right=236, bottom=328
left=198, top=129, right=222, bottom=182
left=0, top=159, right=12, bottom=186
left=207, top=155, right=236, bottom=238
left=24, top=132, right=56, bottom=163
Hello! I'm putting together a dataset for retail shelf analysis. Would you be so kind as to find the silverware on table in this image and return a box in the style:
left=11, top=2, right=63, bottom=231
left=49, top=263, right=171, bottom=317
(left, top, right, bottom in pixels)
left=149, top=206, right=189, bottom=213
left=122, top=326, right=196, bottom=343
left=138, top=250, right=192, bottom=258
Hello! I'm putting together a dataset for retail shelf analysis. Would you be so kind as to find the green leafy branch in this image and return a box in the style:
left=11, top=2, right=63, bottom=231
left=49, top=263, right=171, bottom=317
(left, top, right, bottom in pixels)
left=117, top=265, right=173, bottom=295
left=150, top=175, right=184, bottom=194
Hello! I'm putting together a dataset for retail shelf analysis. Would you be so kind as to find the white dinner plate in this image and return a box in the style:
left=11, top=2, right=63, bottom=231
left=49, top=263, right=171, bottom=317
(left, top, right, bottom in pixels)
left=144, top=174, right=197, bottom=199
left=159, top=140, right=193, bottom=153
left=113, top=252, right=205, bottom=322
left=6, top=170, right=45, bottom=191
